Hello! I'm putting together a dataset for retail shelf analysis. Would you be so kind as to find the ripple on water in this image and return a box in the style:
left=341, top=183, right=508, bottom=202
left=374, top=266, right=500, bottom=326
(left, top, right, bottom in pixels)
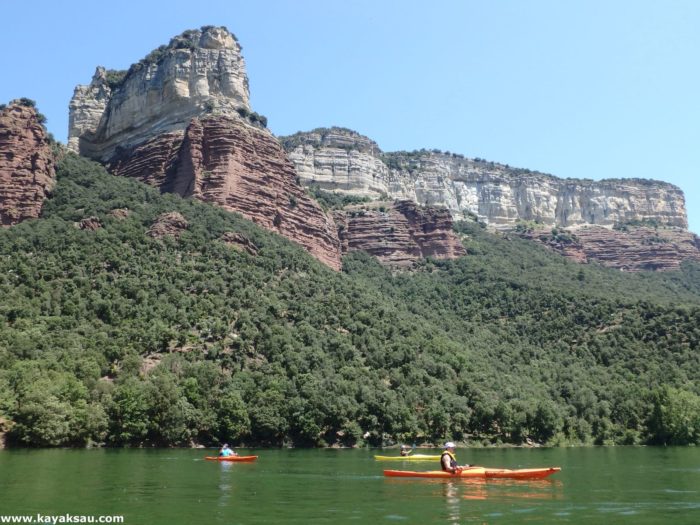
left=597, top=506, right=640, bottom=514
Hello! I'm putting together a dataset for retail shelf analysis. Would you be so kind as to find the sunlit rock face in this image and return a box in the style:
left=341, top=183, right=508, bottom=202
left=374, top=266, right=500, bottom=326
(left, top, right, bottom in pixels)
left=68, top=26, right=250, bottom=161
left=68, top=27, right=341, bottom=270
left=0, top=102, right=55, bottom=226
left=516, top=225, right=700, bottom=271
left=106, top=115, right=342, bottom=270
left=282, top=128, right=688, bottom=230
left=333, top=200, right=466, bottom=268
left=282, top=128, right=394, bottom=199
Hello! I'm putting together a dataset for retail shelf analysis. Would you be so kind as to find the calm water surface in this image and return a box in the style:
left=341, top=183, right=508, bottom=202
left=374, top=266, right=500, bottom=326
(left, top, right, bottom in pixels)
left=1, top=447, right=699, bottom=524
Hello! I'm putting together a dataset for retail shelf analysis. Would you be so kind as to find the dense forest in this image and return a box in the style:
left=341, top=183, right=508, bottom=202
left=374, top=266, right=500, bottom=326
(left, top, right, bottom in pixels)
left=1, top=154, right=699, bottom=448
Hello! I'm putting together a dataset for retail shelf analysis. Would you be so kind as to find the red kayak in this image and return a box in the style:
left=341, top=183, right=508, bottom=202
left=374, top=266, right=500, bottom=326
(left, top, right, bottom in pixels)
left=384, top=467, right=560, bottom=480
left=204, top=455, right=258, bottom=462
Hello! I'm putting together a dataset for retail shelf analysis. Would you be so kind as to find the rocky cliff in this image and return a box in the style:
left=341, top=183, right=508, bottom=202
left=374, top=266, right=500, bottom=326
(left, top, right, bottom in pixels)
left=107, top=115, right=342, bottom=269
left=0, top=101, right=55, bottom=226
left=333, top=200, right=466, bottom=267
left=282, top=128, right=688, bottom=230
left=517, top=225, right=700, bottom=272
left=69, top=26, right=250, bottom=160
left=283, top=128, right=395, bottom=198
left=69, top=27, right=342, bottom=270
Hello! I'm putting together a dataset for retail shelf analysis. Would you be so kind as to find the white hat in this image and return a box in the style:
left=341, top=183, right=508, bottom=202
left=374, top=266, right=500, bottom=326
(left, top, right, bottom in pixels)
left=444, top=442, right=456, bottom=449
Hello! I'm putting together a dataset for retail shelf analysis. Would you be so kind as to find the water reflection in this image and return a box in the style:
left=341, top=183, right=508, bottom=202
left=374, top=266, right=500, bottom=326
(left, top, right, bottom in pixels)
left=437, top=478, right=563, bottom=523
left=218, top=461, right=233, bottom=508
left=385, top=477, right=563, bottom=500
left=443, top=482, right=463, bottom=523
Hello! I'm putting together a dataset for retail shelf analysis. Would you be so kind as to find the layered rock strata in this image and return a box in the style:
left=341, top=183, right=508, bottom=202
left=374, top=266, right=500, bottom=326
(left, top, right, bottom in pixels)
left=517, top=226, right=700, bottom=271
left=283, top=127, right=395, bottom=198
left=69, top=27, right=342, bottom=270
left=0, top=102, right=55, bottom=226
left=282, top=128, right=688, bottom=230
left=108, top=116, right=342, bottom=269
left=68, top=26, right=250, bottom=161
left=334, top=200, right=466, bottom=267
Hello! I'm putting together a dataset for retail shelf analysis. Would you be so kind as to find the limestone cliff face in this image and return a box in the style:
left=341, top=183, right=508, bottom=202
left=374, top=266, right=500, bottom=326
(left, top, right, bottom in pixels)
left=283, top=128, right=395, bottom=198
left=282, top=128, right=688, bottom=230
left=67, top=67, right=112, bottom=153
left=517, top=226, right=700, bottom=272
left=69, top=26, right=250, bottom=161
left=333, top=200, right=465, bottom=267
left=108, top=116, right=342, bottom=270
left=69, top=27, right=341, bottom=270
left=0, top=102, right=55, bottom=226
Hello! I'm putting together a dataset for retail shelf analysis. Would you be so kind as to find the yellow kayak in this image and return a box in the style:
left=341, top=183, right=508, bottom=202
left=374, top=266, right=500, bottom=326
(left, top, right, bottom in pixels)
left=374, top=454, right=442, bottom=461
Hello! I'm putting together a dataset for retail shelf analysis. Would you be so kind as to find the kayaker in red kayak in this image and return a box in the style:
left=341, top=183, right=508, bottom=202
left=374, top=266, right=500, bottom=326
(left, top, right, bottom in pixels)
left=440, top=442, right=470, bottom=473
left=219, top=444, right=238, bottom=457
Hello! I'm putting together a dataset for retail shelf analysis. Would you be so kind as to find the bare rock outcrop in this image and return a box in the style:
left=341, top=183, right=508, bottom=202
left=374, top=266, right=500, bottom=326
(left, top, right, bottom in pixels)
left=517, top=225, right=700, bottom=271
left=0, top=101, right=55, bottom=226
left=334, top=200, right=466, bottom=267
left=283, top=127, right=698, bottom=271
left=75, top=216, right=102, bottom=231
left=282, top=127, right=394, bottom=198
left=69, top=27, right=342, bottom=270
left=220, top=231, right=258, bottom=255
left=109, top=208, right=130, bottom=219
left=282, top=128, right=688, bottom=231
left=108, top=116, right=342, bottom=269
left=69, top=26, right=250, bottom=161
left=148, top=211, right=189, bottom=238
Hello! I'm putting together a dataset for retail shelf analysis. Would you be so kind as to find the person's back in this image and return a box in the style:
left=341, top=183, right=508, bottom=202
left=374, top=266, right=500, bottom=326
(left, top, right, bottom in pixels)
left=219, top=444, right=235, bottom=457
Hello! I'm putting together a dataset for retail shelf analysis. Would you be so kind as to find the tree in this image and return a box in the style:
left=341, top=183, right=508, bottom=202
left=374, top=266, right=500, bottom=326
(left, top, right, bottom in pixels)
left=107, top=378, right=150, bottom=445
left=647, top=387, right=700, bottom=445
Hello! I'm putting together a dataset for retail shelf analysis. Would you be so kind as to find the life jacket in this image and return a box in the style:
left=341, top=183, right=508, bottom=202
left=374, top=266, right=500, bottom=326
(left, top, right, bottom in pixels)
left=441, top=450, right=457, bottom=471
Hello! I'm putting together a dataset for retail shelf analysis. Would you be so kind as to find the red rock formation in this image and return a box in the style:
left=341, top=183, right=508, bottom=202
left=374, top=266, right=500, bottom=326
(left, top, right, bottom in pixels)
left=395, top=201, right=468, bottom=260
left=109, top=116, right=342, bottom=270
left=334, top=200, right=466, bottom=267
left=518, top=225, right=700, bottom=271
left=148, top=211, right=189, bottom=238
left=108, top=131, right=184, bottom=189
left=75, top=216, right=102, bottom=231
left=0, top=102, right=55, bottom=226
left=220, top=232, right=258, bottom=256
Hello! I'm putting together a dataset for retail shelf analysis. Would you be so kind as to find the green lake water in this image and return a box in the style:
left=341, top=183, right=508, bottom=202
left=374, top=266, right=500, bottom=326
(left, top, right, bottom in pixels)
left=1, top=447, right=699, bottom=524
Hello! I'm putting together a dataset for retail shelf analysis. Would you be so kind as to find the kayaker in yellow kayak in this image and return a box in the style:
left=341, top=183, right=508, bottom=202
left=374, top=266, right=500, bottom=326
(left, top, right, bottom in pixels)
left=440, top=442, right=470, bottom=473
left=219, top=444, right=238, bottom=457
left=400, top=445, right=412, bottom=456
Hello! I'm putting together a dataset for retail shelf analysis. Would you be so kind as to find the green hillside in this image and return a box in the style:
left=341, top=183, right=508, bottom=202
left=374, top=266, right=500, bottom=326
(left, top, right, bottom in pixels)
left=1, top=153, right=699, bottom=448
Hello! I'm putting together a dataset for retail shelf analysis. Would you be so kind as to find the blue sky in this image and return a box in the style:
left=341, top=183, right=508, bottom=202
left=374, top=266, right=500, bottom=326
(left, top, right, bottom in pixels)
left=2, top=0, right=699, bottom=232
